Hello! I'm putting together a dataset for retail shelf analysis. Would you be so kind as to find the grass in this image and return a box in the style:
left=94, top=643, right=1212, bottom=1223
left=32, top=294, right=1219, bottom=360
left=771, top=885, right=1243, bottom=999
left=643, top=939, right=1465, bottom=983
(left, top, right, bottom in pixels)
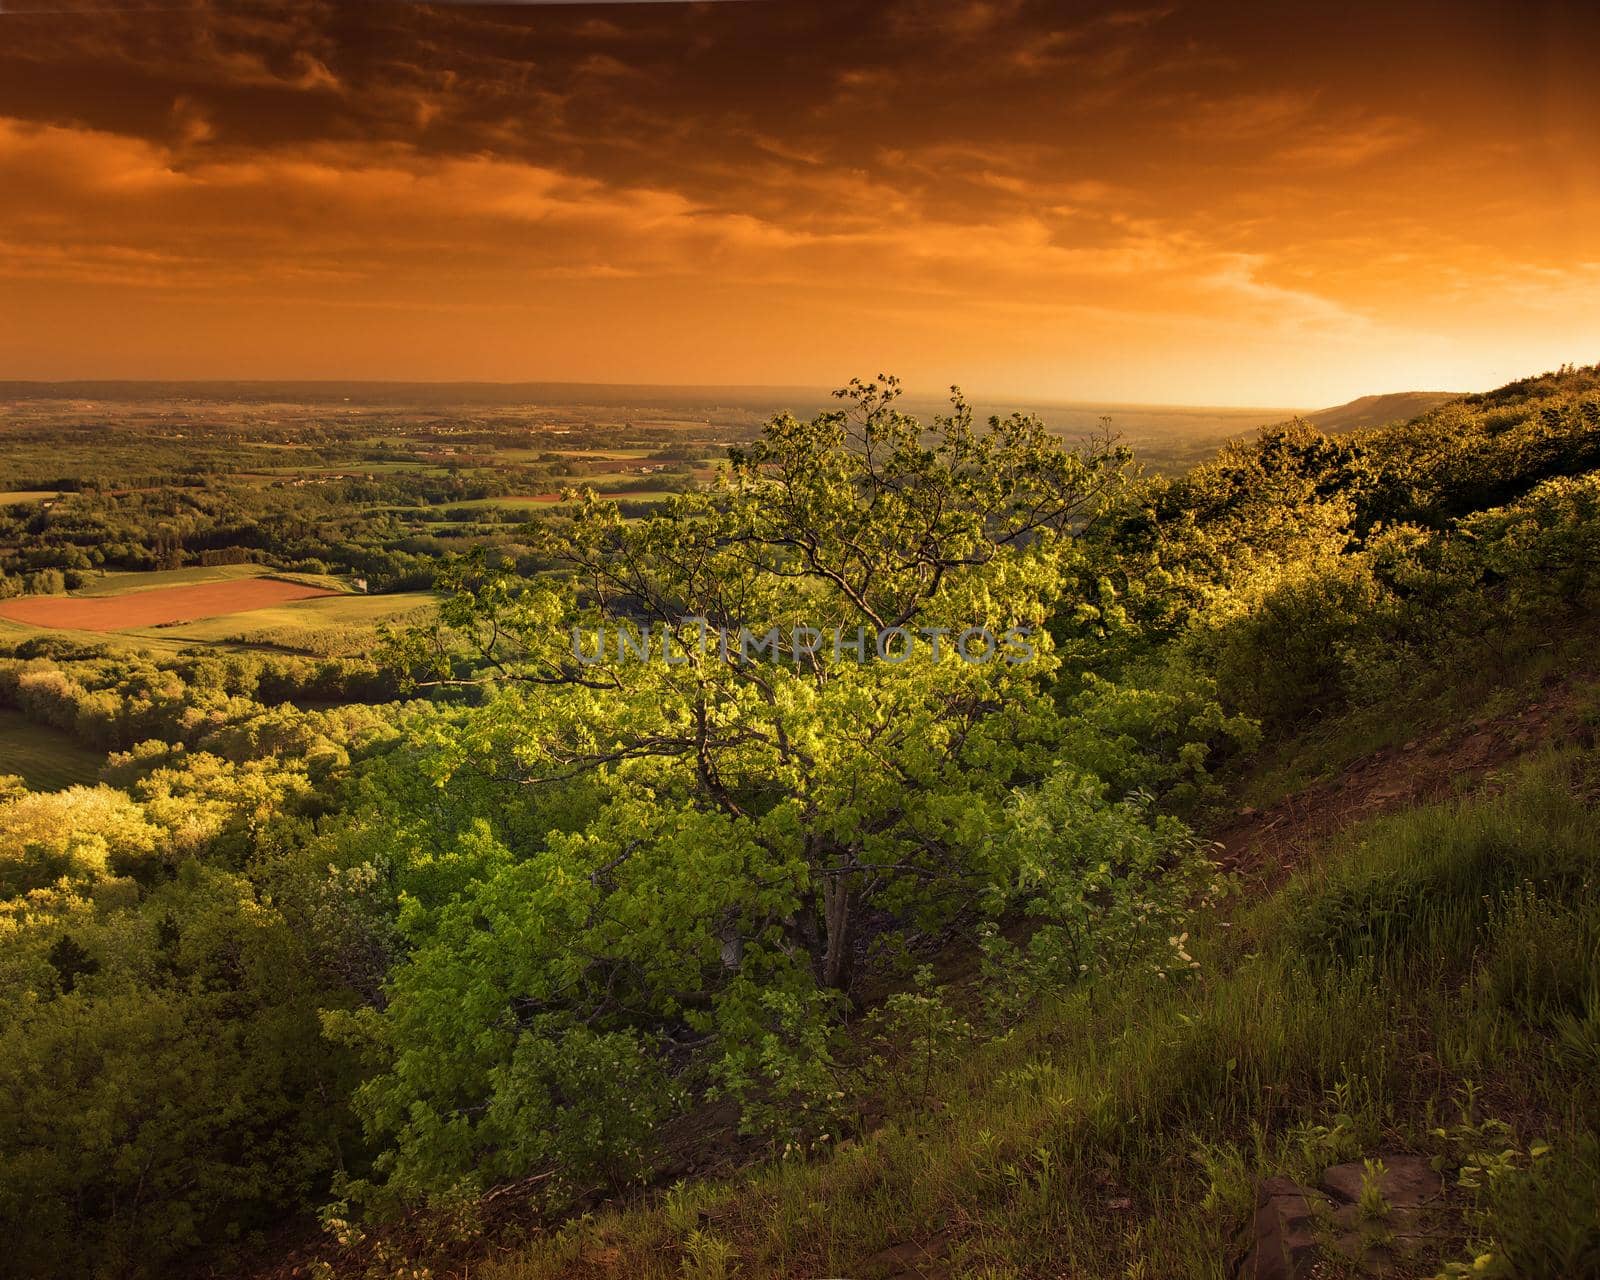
left=0, top=708, right=102, bottom=790
left=126, top=591, right=435, bottom=644
left=1235, top=619, right=1600, bottom=810
left=0, top=616, right=188, bottom=656
left=0, top=572, right=420, bottom=656
left=0, top=490, right=61, bottom=505
left=72, top=564, right=286, bottom=596
left=482, top=749, right=1600, bottom=1280
left=70, top=565, right=350, bottom=600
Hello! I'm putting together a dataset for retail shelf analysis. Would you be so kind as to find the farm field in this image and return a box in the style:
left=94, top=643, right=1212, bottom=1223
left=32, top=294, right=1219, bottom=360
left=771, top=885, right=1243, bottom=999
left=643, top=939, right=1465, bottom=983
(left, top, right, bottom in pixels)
left=444, top=491, right=683, bottom=511
left=0, top=490, right=61, bottom=505
left=70, top=564, right=332, bottom=596
left=0, top=576, right=340, bottom=632
left=0, top=708, right=103, bottom=791
left=128, top=590, right=436, bottom=644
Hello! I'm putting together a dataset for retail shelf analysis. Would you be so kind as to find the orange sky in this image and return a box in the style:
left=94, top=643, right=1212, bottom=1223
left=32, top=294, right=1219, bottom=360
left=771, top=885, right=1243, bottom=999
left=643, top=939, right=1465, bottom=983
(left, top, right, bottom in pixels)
left=0, top=0, right=1596, bottom=406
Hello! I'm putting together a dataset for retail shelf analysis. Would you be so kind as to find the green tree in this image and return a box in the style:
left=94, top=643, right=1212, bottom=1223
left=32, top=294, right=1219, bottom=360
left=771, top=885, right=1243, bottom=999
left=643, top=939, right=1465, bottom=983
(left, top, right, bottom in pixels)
left=360, top=379, right=1133, bottom=1191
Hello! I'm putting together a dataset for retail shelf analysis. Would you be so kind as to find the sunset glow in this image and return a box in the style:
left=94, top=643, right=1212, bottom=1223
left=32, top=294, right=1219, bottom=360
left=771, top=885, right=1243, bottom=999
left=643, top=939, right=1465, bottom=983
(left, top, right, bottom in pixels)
left=1, top=0, right=1596, bottom=404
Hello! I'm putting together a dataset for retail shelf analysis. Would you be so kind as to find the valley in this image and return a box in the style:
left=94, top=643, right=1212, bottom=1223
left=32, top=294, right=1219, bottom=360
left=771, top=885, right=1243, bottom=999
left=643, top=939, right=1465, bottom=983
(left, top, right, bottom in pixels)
left=1, top=365, right=1596, bottom=1279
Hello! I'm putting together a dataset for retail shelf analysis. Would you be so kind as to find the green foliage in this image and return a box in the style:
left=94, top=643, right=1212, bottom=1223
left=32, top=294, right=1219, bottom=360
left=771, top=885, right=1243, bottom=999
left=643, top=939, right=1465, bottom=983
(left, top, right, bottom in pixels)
left=1464, top=472, right=1600, bottom=612
left=1053, top=666, right=1260, bottom=808
left=1197, top=551, right=1401, bottom=727
left=709, top=977, right=850, bottom=1153
left=0, top=861, right=366, bottom=1278
left=486, top=746, right=1600, bottom=1280
left=341, top=365, right=1600, bottom=1247
left=976, top=772, right=1219, bottom=1027
left=333, top=810, right=689, bottom=1199
left=0, top=647, right=412, bottom=1276
left=857, top=965, right=974, bottom=1109
left=1433, top=1133, right=1600, bottom=1279
left=353, top=379, right=1143, bottom=1194
left=1356, top=1157, right=1390, bottom=1220
left=4, top=366, right=1600, bottom=1278
left=1098, top=369, right=1600, bottom=729
left=1429, top=1083, right=1597, bottom=1279
left=0, top=783, right=160, bottom=895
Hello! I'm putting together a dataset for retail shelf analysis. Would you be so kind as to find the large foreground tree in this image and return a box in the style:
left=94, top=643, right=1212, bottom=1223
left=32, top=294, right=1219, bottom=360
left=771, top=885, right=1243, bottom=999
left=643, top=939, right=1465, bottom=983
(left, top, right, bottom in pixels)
left=355, top=380, right=1147, bottom=1195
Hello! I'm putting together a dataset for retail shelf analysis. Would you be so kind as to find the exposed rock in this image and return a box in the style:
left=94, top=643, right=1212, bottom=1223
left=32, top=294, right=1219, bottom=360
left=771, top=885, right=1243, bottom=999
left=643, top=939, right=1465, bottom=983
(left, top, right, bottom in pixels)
left=1321, top=1155, right=1443, bottom=1209
left=1231, top=1177, right=1328, bottom=1280
left=1232, top=1158, right=1450, bottom=1279
left=858, top=1230, right=951, bottom=1280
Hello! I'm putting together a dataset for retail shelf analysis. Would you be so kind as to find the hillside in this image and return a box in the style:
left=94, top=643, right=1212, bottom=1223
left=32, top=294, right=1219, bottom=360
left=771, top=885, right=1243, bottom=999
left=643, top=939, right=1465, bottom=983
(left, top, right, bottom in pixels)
left=461, top=671, right=1600, bottom=1280
left=1305, top=390, right=1462, bottom=433
left=3, top=365, right=1599, bottom=1280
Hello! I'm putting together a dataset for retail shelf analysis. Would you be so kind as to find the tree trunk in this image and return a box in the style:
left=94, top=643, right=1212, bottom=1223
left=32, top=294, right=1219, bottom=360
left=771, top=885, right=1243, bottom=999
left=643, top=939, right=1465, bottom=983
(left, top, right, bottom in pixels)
left=821, top=878, right=855, bottom=991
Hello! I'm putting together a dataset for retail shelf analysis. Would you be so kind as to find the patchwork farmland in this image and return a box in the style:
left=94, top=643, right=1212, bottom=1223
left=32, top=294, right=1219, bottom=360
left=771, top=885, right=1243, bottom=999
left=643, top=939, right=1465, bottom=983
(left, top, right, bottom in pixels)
left=0, top=564, right=433, bottom=659
left=0, top=575, right=340, bottom=632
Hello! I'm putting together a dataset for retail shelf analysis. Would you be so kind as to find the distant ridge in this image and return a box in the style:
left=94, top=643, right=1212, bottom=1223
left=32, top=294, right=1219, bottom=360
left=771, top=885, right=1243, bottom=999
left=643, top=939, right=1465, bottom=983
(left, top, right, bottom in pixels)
left=1304, top=390, right=1461, bottom=433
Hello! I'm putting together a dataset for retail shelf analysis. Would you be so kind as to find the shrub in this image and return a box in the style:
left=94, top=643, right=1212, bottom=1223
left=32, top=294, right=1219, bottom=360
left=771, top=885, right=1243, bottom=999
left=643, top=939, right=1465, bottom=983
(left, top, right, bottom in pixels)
left=977, top=771, right=1220, bottom=1026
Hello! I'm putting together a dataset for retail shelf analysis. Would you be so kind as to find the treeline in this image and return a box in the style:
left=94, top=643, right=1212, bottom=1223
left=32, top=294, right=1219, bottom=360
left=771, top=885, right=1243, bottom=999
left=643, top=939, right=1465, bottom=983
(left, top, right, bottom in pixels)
left=0, top=639, right=406, bottom=752
left=0, top=480, right=545, bottom=590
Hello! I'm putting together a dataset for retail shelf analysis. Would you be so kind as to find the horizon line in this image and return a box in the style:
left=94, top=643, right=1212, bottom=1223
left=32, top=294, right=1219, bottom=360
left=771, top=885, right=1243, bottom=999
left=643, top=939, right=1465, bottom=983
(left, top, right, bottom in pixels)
left=0, top=376, right=1471, bottom=415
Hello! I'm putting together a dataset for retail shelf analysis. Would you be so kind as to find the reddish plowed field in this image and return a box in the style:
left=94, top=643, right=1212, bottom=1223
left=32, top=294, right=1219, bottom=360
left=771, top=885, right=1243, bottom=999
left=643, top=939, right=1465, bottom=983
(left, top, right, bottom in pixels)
left=0, top=578, right=339, bottom=633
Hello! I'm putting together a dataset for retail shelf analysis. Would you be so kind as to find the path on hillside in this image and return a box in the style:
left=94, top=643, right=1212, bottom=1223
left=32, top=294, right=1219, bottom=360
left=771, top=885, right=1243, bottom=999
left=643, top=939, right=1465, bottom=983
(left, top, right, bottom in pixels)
left=1212, top=673, right=1595, bottom=886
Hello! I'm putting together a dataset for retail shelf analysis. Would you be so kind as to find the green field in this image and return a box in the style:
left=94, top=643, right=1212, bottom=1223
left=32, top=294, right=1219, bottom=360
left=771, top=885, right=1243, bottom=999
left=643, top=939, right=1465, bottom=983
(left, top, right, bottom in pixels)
left=0, top=490, right=62, bottom=505
left=75, top=564, right=278, bottom=596
left=0, top=708, right=103, bottom=791
left=1, top=566, right=422, bottom=655
left=124, top=590, right=436, bottom=645
left=73, top=564, right=348, bottom=596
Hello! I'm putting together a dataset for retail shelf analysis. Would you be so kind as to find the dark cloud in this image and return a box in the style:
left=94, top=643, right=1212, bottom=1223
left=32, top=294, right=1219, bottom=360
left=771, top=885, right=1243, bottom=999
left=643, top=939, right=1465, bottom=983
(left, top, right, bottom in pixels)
left=0, top=0, right=1596, bottom=399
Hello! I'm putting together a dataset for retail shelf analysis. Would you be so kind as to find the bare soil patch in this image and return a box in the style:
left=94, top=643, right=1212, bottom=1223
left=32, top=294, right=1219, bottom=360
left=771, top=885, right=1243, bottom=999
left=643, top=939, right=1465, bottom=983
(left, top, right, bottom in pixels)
left=1213, top=673, right=1597, bottom=887
left=0, top=577, right=340, bottom=633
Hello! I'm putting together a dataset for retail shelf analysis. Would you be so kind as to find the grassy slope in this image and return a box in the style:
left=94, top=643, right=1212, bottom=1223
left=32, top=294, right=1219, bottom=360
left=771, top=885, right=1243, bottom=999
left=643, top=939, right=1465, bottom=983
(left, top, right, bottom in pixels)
left=72, top=564, right=283, bottom=596
left=0, top=708, right=102, bottom=790
left=73, top=564, right=350, bottom=596
left=121, top=591, right=435, bottom=643
left=474, top=686, right=1600, bottom=1280
left=0, top=567, right=420, bottom=655
left=1236, top=618, right=1600, bottom=810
